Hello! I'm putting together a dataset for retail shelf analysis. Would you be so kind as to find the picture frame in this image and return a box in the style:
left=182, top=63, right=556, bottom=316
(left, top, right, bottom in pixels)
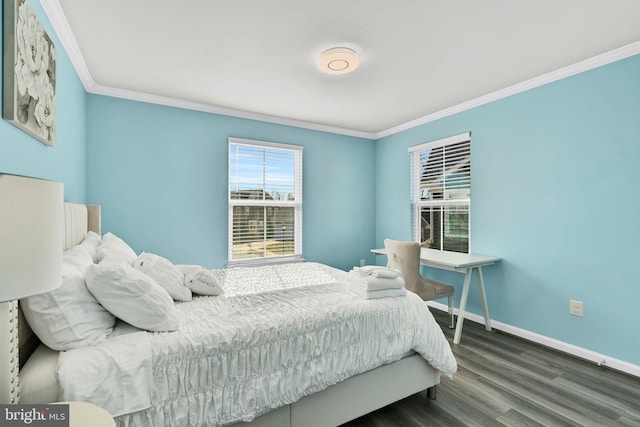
left=3, top=0, right=56, bottom=146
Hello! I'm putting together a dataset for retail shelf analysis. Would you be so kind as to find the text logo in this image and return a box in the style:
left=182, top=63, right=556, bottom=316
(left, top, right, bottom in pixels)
left=0, top=405, right=69, bottom=426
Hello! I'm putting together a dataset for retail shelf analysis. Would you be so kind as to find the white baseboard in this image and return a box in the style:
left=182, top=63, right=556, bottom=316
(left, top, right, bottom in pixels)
left=426, top=301, right=640, bottom=379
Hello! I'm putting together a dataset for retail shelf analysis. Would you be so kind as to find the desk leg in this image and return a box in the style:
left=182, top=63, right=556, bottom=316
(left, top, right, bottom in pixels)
left=477, top=266, right=492, bottom=332
left=453, top=269, right=472, bottom=345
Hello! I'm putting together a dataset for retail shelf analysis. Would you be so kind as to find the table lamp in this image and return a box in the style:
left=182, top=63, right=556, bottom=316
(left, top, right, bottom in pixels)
left=0, top=174, right=64, bottom=404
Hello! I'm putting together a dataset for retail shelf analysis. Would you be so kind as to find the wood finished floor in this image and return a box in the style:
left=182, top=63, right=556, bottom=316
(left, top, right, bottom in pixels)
left=340, top=310, right=640, bottom=427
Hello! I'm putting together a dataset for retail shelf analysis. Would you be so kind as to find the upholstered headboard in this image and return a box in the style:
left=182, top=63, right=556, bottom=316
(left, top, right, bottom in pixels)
left=62, top=204, right=101, bottom=253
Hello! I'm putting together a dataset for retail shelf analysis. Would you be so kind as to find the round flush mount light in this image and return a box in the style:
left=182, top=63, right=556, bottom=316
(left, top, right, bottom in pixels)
left=317, top=47, right=359, bottom=75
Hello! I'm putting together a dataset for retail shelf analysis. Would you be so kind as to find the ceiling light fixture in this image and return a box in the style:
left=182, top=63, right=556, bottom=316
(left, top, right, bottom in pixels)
left=318, top=47, right=359, bottom=75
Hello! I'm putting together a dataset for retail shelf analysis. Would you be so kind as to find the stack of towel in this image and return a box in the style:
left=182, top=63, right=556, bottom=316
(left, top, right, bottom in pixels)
left=350, top=265, right=406, bottom=300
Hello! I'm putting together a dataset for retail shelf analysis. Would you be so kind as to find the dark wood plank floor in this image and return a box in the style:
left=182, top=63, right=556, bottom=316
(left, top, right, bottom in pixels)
left=341, top=310, right=640, bottom=427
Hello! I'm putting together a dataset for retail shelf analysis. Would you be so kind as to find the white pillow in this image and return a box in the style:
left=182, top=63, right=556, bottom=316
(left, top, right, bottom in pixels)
left=133, top=253, right=192, bottom=301
left=186, top=269, right=225, bottom=296
left=176, top=264, right=205, bottom=284
left=96, top=232, right=137, bottom=264
left=79, top=231, right=101, bottom=262
left=21, top=249, right=116, bottom=351
left=85, top=262, right=180, bottom=332
left=63, top=245, right=94, bottom=271
left=175, top=265, right=225, bottom=296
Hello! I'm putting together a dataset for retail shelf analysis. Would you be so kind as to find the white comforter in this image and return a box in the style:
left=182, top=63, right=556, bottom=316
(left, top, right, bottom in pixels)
left=58, top=262, right=456, bottom=426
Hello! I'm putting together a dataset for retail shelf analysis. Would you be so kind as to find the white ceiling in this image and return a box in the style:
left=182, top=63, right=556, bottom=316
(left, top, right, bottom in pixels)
left=43, top=0, right=640, bottom=138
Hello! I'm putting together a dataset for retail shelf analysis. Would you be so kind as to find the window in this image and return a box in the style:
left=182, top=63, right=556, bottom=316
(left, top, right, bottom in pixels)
left=228, top=137, right=303, bottom=266
left=409, top=132, right=471, bottom=253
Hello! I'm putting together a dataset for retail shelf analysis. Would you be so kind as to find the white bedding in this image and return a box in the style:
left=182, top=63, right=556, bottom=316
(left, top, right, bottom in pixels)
left=57, top=262, right=456, bottom=426
left=58, top=330, right=152, bottom=417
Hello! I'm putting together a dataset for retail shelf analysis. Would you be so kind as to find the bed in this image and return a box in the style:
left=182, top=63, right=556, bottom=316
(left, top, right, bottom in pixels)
left=8, top=201, right=456, bottom=427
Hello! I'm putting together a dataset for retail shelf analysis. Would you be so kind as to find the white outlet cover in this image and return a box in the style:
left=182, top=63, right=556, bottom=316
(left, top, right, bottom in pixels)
left=570, top=300, right=584, bottom=317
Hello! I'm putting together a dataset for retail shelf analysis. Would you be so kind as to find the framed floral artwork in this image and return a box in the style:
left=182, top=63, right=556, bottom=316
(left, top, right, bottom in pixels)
left=3, top=0, right=56, bottom=146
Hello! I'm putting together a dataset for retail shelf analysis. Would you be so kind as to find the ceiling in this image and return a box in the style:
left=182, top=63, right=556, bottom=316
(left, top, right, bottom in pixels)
left=43, top=0, right=640, bottom=138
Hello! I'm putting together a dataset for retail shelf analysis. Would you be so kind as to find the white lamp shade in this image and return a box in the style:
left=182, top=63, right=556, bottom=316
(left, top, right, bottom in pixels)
left=0, top=174, right=64, bottom=302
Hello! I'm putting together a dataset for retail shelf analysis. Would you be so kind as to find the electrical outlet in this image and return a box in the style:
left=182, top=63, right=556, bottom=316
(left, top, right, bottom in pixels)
left=360, top=259, right=365, bottom=267
left=569, top=300, right=584, bottom=317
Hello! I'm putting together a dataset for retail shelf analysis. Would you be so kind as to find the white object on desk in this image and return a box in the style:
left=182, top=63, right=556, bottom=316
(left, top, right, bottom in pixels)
left=371, top=247, right=500, bottom=344
left=53, top=401, right=115, bottom=427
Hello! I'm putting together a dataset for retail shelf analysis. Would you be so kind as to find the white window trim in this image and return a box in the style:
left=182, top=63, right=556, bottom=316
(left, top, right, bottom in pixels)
left=227, top=137, right=303, bottom=267
left=408, top=132, right=470, bottom=153
left=409, top=132, right=471, bottom=252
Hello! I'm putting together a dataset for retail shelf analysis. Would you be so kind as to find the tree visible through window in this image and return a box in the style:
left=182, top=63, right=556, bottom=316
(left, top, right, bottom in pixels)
left=410, top=133, right=471, bottom=253
left=228, top=138, right=303, bottom=265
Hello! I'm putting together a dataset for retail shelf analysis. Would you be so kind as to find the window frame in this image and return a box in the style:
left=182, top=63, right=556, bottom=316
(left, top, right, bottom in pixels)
left=409, top=132, right=471, bottom=253
left=227, top=137, right=303, bottom=267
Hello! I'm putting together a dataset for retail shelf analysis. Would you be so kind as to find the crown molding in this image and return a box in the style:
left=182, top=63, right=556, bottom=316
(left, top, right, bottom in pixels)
left=374, top=40, right=640, bottom=139
left=42, top=0, right=640, bottom=141
left=86, top=83, right=377, bottom=140
left=41, top=0, right=94, bottom=91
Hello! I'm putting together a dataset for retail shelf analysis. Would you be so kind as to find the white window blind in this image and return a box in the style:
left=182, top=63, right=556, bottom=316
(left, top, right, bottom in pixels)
left=228, top=138, right=303, bottom=266
left=409, top=132, right=471, bottom=253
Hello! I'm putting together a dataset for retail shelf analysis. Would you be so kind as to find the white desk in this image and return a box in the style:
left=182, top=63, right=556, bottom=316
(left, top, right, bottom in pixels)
left=371, top=247, right=500, bottom=344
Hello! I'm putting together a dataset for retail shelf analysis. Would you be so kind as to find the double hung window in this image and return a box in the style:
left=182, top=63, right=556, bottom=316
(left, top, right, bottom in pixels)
left=409, top=132, right=471, bottom=253
left=228, top=138, right=303, bottom=265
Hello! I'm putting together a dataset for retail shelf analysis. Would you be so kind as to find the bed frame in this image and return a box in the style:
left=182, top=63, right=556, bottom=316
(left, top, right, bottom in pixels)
left=5, top=201, right=440, bottom=426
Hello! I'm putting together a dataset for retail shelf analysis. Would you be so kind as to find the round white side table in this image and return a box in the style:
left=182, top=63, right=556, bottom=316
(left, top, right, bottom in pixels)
left=53, top=401, right=115, bottom=427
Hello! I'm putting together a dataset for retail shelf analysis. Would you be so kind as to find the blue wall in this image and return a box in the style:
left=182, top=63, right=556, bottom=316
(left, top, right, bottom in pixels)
left=375, top=54, right=640, bottom=365
left=86, top=95, right=376, bottom=270
left=0, top=1, right=87, bottom=202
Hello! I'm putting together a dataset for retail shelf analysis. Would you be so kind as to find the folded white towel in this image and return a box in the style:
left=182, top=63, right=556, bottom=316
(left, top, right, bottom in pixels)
left=366, top=288, right=407, bottom=300
left=351, top=266, right=399, bottom=279
left=370, top=269, right=399, bottom=279
left=351, top=265, right=380, bottom=277
left=365, top=276, right=405, bottom=291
